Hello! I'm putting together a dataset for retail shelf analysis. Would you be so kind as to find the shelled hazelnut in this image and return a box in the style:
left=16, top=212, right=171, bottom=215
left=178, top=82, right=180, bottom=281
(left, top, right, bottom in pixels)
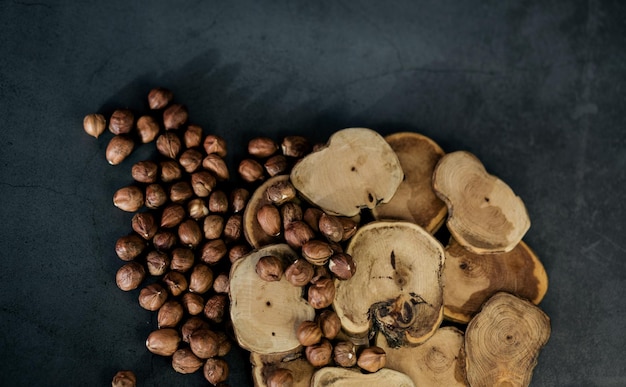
left=156, top=132, right=182, bottom=159
left=203, top=358, right=229, bottom=385
left=183, top=124, right=203, bottom=148
left=180, top=316, right=210, bottom=343
left=111, top=370, right=136, bottom=387
left=162, top=271, right=188, bottom=296
left=181, top=292, right=205, bottom=316
left=203, top=154, right=230, bottom=181
left=265, top=368, right=294, bottom=387
left=163, top=103, right=188, bottom=130
left=296, top=320, right=322, bottom=346
left=106, top=135, right=134, bottom=165
left=115, top=234, right=146, bottom=261
left=146, top=328, right=180, bottom=356
left=189, top=264, right=214, bottom=294
left=131, top=212, right=158, bottom=240
left=148, top=87, right=173, bottom=110
left=333, top=341, right=357, bottom=368
left=171, top=348, right=204, bottom=374
left=284, top=259, right=314, bottom=286
left=305, top=339, right=332, bottom=367
left=115, top=262, right=145, bottom=291
left=157, top=300, right=184, bottom=328
left=145, top=251, right=170, bottom=276
left=264, top=154, right=288, bottom=177
left=113, top=186, right=144, bottom=213
left=255, top=255, right=283, bottom=282
left=136, top=115, right=160, bottom=143
left=204, top=294, right=228, bottom=323
left=145, top=184, right=167, bottom=209
left=109, top=109, right=134, bottom=135
left=357, top=346, right=386, bottom=373
left=308, top=277, right=336, bottom=309
left=257, top=204, right=281, bottom=237
left=83, top=113, right=106, bottom=138
left=189, top=328, right=220, bottom=359
left=238, top=158, right=265, bottom=182
left=203, top=134, right=227, bottom=157
left=138, top=283, right=168, bottom=311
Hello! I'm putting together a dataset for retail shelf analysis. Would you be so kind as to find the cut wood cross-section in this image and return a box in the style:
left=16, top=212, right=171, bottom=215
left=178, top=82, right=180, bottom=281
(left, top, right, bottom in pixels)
left=310, top=367, right=415, bottom=387
left=250, top=351, right=315, bottom=387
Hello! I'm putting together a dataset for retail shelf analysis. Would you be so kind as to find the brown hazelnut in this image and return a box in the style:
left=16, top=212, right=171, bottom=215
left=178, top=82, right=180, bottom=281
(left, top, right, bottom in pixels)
left=238, top=158, right=265, bottom=182
left=357, top=346, right=386, bottom=373
left=156, top=132, right=182, bottom=159
left=202, top=154, right=230, bottom=181
left=208, top=190, right=229, bottom=213
left=200, top=239, right=228, bottom=265
left=203, top=214, right=225, bottom=240
left=203, top=134, right=227, bottom=157
left=109, top=109, right=134, bottom=135
left=189, top=263, right=214, bottom=294
left=145, top=250, right=170, bottom=276
left=179, top=148, right=203, bottom=173
left=265, top=368, right=294, bottom=387
left=213, top=272, right=230, bottom=294
left=317, top=310, right=341, bottom=339
left=162, top=271, right=188, bottom=296
left=257, top=204, right=282, bottom=237
left=280, top=202, right=303, bottom=227
left=160, top=204, right=186, bottom=228
left=255, top=255, right=284, bottom=282
left=228, top=244, right=250, bottom=263
left=157, top=300, right=184, bottom=328
left=136, top=115, right=160, bottom=143
left=230, top=188, right=250, bottom=213
left=282, top=135, right=310, bottom=158
left=111, top=370, right=136, bottom=387
left=132, top=212, right=158, bottom=240
left=152, top=230, right=177, bottom=251
left=204, top=294, right=228, bottom=323
left=138, top=283, right=168, bottom=311
left=181, top=292, right=205, bottom=315
left=169, top=181, right=193, bottom=203
left=188, top=198, right=209, bottom=220
left=301, top=240, right=334, bottom=266
left=303, top=207, right=323, bottom=232
left=131, top=160, right=158, bottom=183
left=191, top=171, right=217, bottom=197
left=170, top=247, right=195, bottom=273
left=106, top=135, right=134, bottom=165
left=113, top=186, right=144, bottom=212
left=284, top=259, right=314, bottom=287
left=333, top=341, right=357, bottom=368
left=223, top=214, right=242, bottom=242
left=339, top=217, right=358, bottom=241
left=163, top=103, right=188, bottom=130
left=313, top=265, right=332, bottom=282
left=296, top=320, right=322, bottom=346
left=83, top=113, right=106, bottom=138
left=172, top=348, right=204, bottom=374
left=203, top=358, right=229, bottom=385
left=148, top=87, right=173, bottom=110
left=181, top=316, right=210, bottom=343
left=305, top=339, right=332, bottom=367
left=145, top=184, right=167, bottom=209
left=319, top=213, right=344, bottom=242
left=115, top=233, right=146, bottom=261
left=160, top=160, right=182, bottom=182
left=266, top=180, right=296, bottom=205
left=183, top=124, right=203, bottom=148
left=308, top=277, right=335, bottom=309
left=146, top=328, right=180, bottom=356
left=264, top=154, right=288, bottom=177
left=115, top=262, right=146, bottom=291
left=189, top=328, right=220, bottom=359
left=213, top=331, right=231, bottom=357
left=328, top=253, right=356, bottom=280
left=284, top=221, right=315, bottom=249
left=248, top=136, right=279, bottom=158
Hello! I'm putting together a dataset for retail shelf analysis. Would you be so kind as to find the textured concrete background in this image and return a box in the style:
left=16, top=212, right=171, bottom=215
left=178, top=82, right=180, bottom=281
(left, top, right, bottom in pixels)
left=1, top=1, right=625, bottom=386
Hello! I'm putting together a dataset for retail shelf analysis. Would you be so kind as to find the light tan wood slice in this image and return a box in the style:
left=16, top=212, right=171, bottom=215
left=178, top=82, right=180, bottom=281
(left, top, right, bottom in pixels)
left=250, top=351, right=315, bottom=387
left=465, top=292, right=551, bottom=387
left=290, top=128, right=403, bottom=217
left=311, top=367, right=415, bottom=387
left=334, top=221, right=445, bottom=347
left=376, top=326, right=468, bottom=387
left=229, top=244, right=316, bottom=354
left=372, top=132, right=447, bottom=233
left=243, top=175, right=291, bottom=248
left=432, top=151, right=530, bottom=253
left=443, top=238, right=548, bottom=324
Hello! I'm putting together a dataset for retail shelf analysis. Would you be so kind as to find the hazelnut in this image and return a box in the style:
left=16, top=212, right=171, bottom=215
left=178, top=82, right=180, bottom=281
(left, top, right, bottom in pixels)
left=203, top=134, right=227, bottom=157
left=171, top=348, right=204, bottom=374
left=213, top=272, right=230, bottom=293
left=230, top=188, right=250, bottom=213
left=115, top=233, right=146, bottom=261
left=178, top=218, right=202, bottom=247
left=215, top=330, right=232, bottom=357
left=163, top=103, right=188, bottom=130
left=106, top=135, right=134, bottom=165
left=248, top=136, right=278, bottom=158
left=357, top=346, right=386, bottom=373
left=115, top=262, right=146, bottom=291
left=181, top=292, right=205, bottom=315
left=189, top=263, right=214, bottom=294
left=145, top=184, right=167, bottom=209
left=189, top=328, right=220, bottom=359
left=156, top=132, right=182, bottom=159
left=152, top=230, right=177, bottom=251
left=339, top=217, right=358, bottom=241
left=328, top=253, right=356, bottom=280
left=148, top=87, right=173, bottom=110
left=265, top=368, right=294, bottom=387
left=160, top=160, right=182, bottom=182
left=138, top=283, right=168, bottom=311
left=238, top=158, right=265, bottom=182
left=333, top=341, right=357, bottom=368
left=83, top=113, right=106, bottom=138
left=319, top=213, right=344, bottom=242
left=308, top=278, right=335, bottom=309
left=200, top=239, right=228, bottom=265
left=146, top=328, right=180, bottom=356
left=203, top=214, right=225, bottom=240
left=223, top=214, right=243, bottom=242
left=157, top=300, right=184, bottom=328
left=162, top=271, right=188, bottom=296
left=160, top=204, right=186, bottom=228
left=170, top=247, right=195, bottom=273
left=280, top=202, right=303, bottom=227
left=113, top=186, right=144, bottom=212
left=317, top=310, right=341, bottom=339
left=303, top=207, right=323, bottom=232
left=296, top=320, right=322, bottom=346
left=131, top=160, right=158, bottom=183
left=301, top=240, right=334, bottom=266
left=145, top=250, right=170, bottom=276
left=281, top=135, right=310, bottom=157
left=203, top=358, right=229, bottom=385
left=179, top=148, right=203, bottom=173
left=305, top=339, right=332, bottom=367
left=284, top=221, right=315, bottom=249
left=264, top=154, right=288, bottom=177
left=204, top=294, right=228, bottom=323
left=266, top=180, right=296, bottom=205
left=169, top=181, right=193, bottom=203
left=191, top=171, right=217, bottom=197
left=132, top=212, right=158, bottom=240
left=188, top=198, right=209, bottom=220
left=136, top=115, right=160, bottom=143
left=183, top=124, right=203, bottom=148
left=284, top=259, right=314, bottom=287
left=181, top=316, right=210, bottom=343
left=228, top=244, right=250, bottom=263
left=202, top=154, right=230, bottom=181
left=111, top=370, right=136, bottom=387
left=255, top=255, right=284, bottom=282
left=109, top=109, right=134, bottom=135
left=208, top=190, right=229, bottom=213
left=257, top=204, right=282, bottom=237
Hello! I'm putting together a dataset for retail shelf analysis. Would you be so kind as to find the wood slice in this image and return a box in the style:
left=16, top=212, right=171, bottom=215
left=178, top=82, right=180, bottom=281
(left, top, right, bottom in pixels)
left=250, top=351, right=315, bottom=387
left=243, top=175, right=291, bottom=248
left=310, top=367, right=415, bottom=387
left=443, top=238, right=548, bottom=323
left=465, top=292, right=551, bottom=387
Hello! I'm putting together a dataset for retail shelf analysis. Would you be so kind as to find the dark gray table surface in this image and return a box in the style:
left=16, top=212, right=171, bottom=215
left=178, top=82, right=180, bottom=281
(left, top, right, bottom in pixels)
left=1, top=1, right=625, bottom=386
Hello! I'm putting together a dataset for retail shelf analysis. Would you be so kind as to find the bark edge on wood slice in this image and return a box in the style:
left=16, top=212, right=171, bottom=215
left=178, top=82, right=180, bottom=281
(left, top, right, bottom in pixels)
left=229, top=244, right=315, bottom=354
left=334, top=221, right=445, bottom=347
left=465, top=292, right=550, bottom=387
left=250, top=351, right=315, bottom=387
left=290, top=127, right=403, bottom=217
left=372, top=132, right=447, bottom=234
left=243, top=175, right=291, bottom=249
left=432, top=151, right=530, bottom=254
left=310, top=367, right=415, bottom=387
left=443, top=238, right=548, bottom=324
left=376, top=326, right=468, bottom=387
